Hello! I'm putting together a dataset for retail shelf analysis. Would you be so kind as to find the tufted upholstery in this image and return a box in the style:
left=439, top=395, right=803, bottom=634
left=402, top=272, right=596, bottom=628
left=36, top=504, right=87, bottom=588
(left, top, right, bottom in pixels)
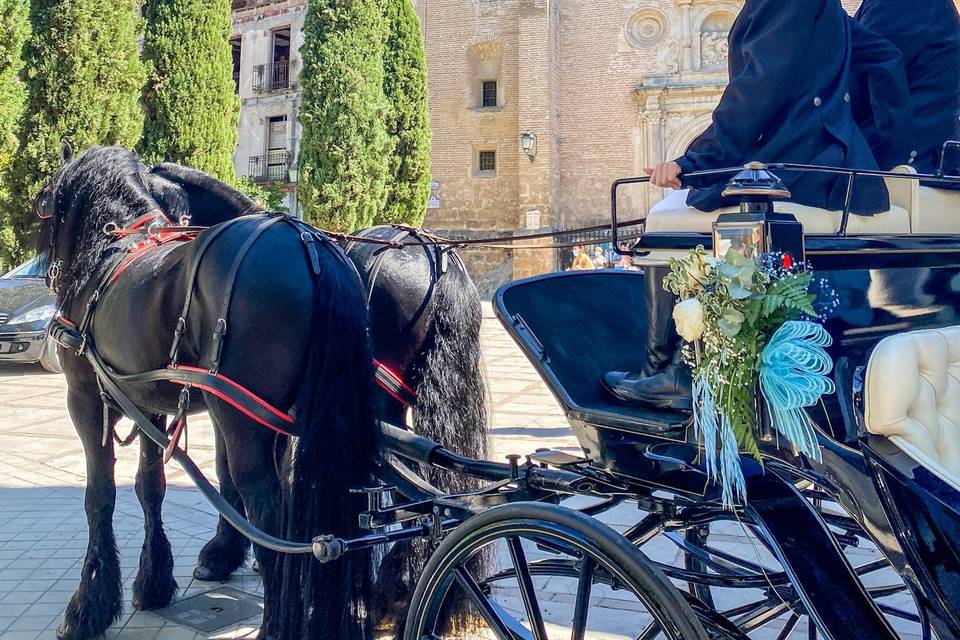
left=864, top=326, right=960, bottom=491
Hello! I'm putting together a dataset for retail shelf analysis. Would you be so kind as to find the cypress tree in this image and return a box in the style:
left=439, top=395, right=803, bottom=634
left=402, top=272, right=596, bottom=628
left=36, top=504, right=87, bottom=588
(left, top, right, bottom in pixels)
left=298, top=0, right=390, bottom=232
left=6, top=0, right=145, bottom=260
left=376, top=0, right=431, bottom=227
left=140, top=0, right=239, bottom=181
left=0, top=0, right=29, bottom=268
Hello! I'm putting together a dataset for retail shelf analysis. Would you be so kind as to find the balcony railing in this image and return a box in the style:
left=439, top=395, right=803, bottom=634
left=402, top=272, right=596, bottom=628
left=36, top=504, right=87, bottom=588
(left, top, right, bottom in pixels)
left=248, top=151, right=290, bottom=183
left=253, top=61, right=291, bottom=94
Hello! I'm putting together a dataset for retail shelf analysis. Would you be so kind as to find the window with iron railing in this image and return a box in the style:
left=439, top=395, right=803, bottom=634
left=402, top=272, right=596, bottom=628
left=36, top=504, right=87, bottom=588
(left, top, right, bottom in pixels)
left=248, top=150, right=290, bottom=183
left=252, top=60, right=291, bottom=94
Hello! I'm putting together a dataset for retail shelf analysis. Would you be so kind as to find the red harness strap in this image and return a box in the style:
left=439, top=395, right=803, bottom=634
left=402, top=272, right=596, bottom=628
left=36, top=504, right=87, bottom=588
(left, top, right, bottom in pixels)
left=108, top=230, right=199, bottom=285
left=168, top=365, right=295, bottom=436
left=373, top=359, right=418, bottom=407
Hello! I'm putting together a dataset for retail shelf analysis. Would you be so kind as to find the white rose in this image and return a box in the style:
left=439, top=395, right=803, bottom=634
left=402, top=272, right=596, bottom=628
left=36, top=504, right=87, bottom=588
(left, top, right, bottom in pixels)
left=673, top=298, right=705, bottom=342
left=685, top=254, right=712, bottom=290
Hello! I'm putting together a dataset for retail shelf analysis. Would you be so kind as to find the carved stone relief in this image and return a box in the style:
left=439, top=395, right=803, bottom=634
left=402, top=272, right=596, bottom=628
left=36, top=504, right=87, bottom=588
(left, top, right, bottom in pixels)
left=657, top=39, right=681, bottom=74
left=698, top=12, right=734, bottom=70
left=626, top=9, right=669, bottom=49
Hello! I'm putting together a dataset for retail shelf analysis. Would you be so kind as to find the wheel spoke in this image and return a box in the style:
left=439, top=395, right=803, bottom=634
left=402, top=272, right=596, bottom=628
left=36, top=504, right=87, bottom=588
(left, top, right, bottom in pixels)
left=736, top=601, right=790, bottom=632
left=634, top=620, right=663, bottom=640
left=854, top=558, right=890, bottom=575
left=507, top=537, right=550, bottom=640
left=570, top=557, right=595, bottom=640
left=775, top=614, right=801, bottom=640
left=453, top=566, right=533, bottom=640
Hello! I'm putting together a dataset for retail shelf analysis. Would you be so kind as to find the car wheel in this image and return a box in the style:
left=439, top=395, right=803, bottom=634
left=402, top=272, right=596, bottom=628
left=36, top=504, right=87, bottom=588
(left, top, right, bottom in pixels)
left=39, top=336, right=62, bottom=374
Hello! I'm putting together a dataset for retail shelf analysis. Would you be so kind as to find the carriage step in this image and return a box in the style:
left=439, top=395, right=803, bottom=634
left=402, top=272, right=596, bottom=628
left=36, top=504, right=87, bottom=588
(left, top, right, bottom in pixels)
left=528, top=449, right=591, bottom=468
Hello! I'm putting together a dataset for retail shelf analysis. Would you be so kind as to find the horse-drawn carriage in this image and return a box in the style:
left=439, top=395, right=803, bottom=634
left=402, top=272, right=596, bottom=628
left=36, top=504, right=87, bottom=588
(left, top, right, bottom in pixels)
left=39, top=146, right=960, bottom=640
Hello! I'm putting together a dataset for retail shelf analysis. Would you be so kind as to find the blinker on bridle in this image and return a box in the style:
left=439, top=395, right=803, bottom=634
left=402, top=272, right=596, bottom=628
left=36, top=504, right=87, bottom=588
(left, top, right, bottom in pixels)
left=35, top=183, right=65, bottom=295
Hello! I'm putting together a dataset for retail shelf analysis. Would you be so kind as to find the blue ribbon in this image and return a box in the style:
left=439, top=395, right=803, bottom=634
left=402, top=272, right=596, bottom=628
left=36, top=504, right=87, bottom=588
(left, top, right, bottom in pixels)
left=759, top=320, right=835, bottom=461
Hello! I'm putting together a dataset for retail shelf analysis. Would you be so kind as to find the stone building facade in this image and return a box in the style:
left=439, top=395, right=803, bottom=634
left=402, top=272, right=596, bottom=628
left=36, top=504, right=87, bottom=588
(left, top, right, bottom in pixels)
left=231, top=0, right=308, bottom=216
left=231, top=0, right=882, bottom=293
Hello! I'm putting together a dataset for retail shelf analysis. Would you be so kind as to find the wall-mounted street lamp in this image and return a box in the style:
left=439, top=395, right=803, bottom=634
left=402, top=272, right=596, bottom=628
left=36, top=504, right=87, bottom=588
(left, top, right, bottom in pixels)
left=520, top=130, right=538, bottom=162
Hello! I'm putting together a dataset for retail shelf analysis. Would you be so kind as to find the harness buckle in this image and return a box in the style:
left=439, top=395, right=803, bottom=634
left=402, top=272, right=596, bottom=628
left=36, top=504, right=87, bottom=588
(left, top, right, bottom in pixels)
left=169, top=316, right=187, bottom=365
left=209, top=319, right=227, bottom=374
left=103, top=222, right=118, bottom=236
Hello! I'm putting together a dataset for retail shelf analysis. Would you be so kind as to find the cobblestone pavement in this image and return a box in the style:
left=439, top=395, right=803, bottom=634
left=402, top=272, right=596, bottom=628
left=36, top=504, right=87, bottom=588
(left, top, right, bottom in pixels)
left=0, top=305, right=920, bottom=639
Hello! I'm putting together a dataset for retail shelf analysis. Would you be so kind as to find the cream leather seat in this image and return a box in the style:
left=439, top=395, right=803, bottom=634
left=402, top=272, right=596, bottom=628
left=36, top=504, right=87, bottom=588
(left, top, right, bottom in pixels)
left=864, top=326, right=960, bottom=492
left=915, top=185, right=960, bottom=233
left=637, top=167, right=915, bottom=264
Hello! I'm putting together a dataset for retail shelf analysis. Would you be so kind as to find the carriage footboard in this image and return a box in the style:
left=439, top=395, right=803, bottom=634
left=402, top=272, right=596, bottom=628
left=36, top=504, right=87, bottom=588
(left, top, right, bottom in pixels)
left=745, top=463, right=899, bottom=640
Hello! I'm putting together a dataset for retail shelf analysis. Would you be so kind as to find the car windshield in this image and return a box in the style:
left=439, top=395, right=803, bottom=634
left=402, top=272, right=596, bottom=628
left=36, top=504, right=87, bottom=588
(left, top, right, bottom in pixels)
left=1, top=258, right=47, bottom=279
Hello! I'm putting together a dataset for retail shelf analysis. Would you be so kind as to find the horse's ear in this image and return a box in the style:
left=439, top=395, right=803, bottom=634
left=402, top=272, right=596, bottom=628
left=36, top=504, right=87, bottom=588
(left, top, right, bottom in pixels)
left=60, top=141, right=73, bottom=165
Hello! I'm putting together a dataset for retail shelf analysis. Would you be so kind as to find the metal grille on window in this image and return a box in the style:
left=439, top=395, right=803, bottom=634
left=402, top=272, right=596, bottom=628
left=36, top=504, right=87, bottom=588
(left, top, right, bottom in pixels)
left=479, top=151, right=496, bottom=172
left=482, top=81, right=497, bottom=107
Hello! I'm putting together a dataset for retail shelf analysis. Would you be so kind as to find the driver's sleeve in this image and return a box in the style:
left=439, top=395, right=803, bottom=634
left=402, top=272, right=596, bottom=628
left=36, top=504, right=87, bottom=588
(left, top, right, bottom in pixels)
left=673, top=0, right=817, bottom=187
left=848, top=19, right=913, bottom=169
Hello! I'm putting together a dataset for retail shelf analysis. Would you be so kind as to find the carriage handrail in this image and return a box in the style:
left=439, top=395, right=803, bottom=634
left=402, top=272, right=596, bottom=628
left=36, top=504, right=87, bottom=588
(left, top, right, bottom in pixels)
left=612, top=161, right=960, bottom=253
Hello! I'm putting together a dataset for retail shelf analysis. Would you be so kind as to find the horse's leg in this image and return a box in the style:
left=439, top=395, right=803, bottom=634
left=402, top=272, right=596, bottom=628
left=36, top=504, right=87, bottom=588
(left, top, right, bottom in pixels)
left=194, top=424, right=251, bottom=581
left=205, top=397, right=282, bottom=640
left=57, top=385, right=124, bottom=640
left=131, top=427, right=178, bottom=609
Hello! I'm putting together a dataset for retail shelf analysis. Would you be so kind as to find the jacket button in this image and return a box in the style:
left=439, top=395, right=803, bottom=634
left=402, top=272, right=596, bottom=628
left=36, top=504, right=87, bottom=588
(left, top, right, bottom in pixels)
left=813, top=96, right=822, bottom=107
left=843, top=92, right=850, bottom=103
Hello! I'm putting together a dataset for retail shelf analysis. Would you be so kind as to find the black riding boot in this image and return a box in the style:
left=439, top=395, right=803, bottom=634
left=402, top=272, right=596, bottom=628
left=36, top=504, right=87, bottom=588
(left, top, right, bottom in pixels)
left=602, top=265, right=692, bottom=410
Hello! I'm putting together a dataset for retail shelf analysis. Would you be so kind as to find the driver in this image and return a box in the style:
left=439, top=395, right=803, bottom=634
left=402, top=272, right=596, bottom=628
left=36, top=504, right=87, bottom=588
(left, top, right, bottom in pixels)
left=602, top=0, right=907, bottom=408
left=852, top=0, right=960, bottom=178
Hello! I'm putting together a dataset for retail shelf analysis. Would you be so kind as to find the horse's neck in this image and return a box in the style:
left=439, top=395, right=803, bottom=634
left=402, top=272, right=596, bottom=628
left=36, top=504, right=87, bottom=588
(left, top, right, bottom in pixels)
left=84, top=244, right=193, bottom=373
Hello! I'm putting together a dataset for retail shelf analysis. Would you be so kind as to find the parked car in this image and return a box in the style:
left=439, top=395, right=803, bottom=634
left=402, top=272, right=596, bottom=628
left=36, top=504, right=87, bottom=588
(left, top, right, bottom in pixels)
left=0, top=258, right=60, bottom=372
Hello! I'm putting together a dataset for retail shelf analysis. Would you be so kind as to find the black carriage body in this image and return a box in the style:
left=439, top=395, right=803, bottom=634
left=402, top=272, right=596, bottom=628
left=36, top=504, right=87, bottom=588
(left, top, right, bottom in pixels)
left=494, top=229, right=960, bottom=639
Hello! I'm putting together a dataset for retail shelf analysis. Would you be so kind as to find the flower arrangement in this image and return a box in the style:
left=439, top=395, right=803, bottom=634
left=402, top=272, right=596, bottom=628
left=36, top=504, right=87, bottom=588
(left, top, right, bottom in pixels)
left=663, top=246, right=837, bottom=506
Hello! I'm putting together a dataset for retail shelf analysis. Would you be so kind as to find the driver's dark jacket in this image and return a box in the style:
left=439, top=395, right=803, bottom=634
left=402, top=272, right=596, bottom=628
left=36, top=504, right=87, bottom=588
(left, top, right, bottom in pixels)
left=675, top=0, right=890, bottom=214
left=854, top=0, right=960, bottom=178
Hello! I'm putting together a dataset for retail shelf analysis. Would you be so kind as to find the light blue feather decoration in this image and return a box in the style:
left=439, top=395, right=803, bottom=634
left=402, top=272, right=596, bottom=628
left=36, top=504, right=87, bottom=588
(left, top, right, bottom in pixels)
left=693, top=376, right=747, bottom=508
left=759, top=320, right=835, bottom=462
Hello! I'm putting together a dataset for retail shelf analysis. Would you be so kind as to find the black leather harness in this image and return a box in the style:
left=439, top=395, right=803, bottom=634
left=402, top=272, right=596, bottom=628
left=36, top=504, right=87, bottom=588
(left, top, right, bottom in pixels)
left=52, top=213, right=345, bottom=457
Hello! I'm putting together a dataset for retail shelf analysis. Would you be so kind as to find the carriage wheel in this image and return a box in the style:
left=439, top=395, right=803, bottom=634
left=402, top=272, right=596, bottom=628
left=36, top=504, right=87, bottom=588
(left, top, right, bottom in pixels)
left=402, top=502, right=709, bottom=640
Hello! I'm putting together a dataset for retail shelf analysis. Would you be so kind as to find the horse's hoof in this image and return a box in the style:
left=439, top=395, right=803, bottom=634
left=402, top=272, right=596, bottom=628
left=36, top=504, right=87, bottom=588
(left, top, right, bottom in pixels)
left=193, top=564, right=229, bottom=582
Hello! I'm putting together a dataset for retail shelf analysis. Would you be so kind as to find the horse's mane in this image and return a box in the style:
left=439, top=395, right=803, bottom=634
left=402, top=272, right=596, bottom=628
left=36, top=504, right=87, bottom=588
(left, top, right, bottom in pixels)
left=146, top=163, right=263, bottom=226
left=40, top=146, right=162, bottom=306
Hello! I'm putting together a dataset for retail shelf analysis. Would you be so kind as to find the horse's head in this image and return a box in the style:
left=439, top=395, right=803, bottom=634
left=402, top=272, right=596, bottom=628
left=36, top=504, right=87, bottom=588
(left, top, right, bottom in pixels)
left=35, top=144, right=161, bottom=302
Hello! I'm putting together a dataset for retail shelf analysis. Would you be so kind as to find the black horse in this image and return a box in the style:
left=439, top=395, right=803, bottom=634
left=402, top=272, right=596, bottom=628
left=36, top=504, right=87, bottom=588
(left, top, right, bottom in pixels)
left=144, top=164, right=489, bottom=633
left=38, top=145, right=377, bottom=640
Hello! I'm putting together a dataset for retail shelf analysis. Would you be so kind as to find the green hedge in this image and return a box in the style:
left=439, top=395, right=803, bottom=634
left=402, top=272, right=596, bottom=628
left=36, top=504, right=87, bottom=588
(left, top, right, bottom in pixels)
left=5, top=0, right=145, bottom=262
left=140, top=0, right=239, bottom=181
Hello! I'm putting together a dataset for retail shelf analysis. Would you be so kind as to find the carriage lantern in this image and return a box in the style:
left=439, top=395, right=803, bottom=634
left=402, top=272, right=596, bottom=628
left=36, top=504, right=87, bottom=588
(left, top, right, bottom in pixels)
left=714, top=162, right=804, bottom=264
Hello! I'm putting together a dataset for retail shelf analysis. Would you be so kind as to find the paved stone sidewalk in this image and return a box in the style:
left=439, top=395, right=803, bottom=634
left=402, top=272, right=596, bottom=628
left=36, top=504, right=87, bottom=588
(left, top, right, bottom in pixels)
left=0, top=305, right=919, bottom=639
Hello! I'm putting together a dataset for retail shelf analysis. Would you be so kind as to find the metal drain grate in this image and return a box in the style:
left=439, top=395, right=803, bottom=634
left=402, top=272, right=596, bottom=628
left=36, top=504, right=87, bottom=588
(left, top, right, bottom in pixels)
left=157, top=586, right=263, bottom=632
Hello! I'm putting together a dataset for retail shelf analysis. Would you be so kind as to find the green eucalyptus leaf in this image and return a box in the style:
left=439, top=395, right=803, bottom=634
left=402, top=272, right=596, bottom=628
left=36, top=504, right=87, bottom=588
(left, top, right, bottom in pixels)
left=718, top=317, right=742, bottom=337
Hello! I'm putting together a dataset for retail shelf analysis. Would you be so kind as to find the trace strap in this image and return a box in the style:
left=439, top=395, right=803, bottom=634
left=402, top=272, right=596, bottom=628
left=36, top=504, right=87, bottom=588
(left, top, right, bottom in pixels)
left=374, top=360, right=418, bottom=407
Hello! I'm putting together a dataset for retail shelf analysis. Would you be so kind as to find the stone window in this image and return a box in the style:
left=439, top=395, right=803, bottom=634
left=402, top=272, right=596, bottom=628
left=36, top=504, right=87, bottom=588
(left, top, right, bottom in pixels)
left=479, top=150, right=496, bottom=172
left=466, top=36, right=504, bottom=111
left=482, top=80, right=498, bottom=107
left=474, top=147, right=497, bottom=177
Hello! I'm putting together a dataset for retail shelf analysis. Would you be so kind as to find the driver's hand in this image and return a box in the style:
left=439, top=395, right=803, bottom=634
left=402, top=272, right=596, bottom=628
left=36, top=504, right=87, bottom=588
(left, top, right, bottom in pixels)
left=644, top=161, right=683, bottom=189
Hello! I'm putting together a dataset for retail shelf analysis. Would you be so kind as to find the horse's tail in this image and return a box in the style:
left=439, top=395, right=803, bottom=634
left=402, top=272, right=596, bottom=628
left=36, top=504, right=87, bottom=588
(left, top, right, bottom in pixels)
left=412, top=252, right=489, bottom=486
left=274, top=246, right=376, bottom=640
left=389, top=253, right=490, bottom=636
